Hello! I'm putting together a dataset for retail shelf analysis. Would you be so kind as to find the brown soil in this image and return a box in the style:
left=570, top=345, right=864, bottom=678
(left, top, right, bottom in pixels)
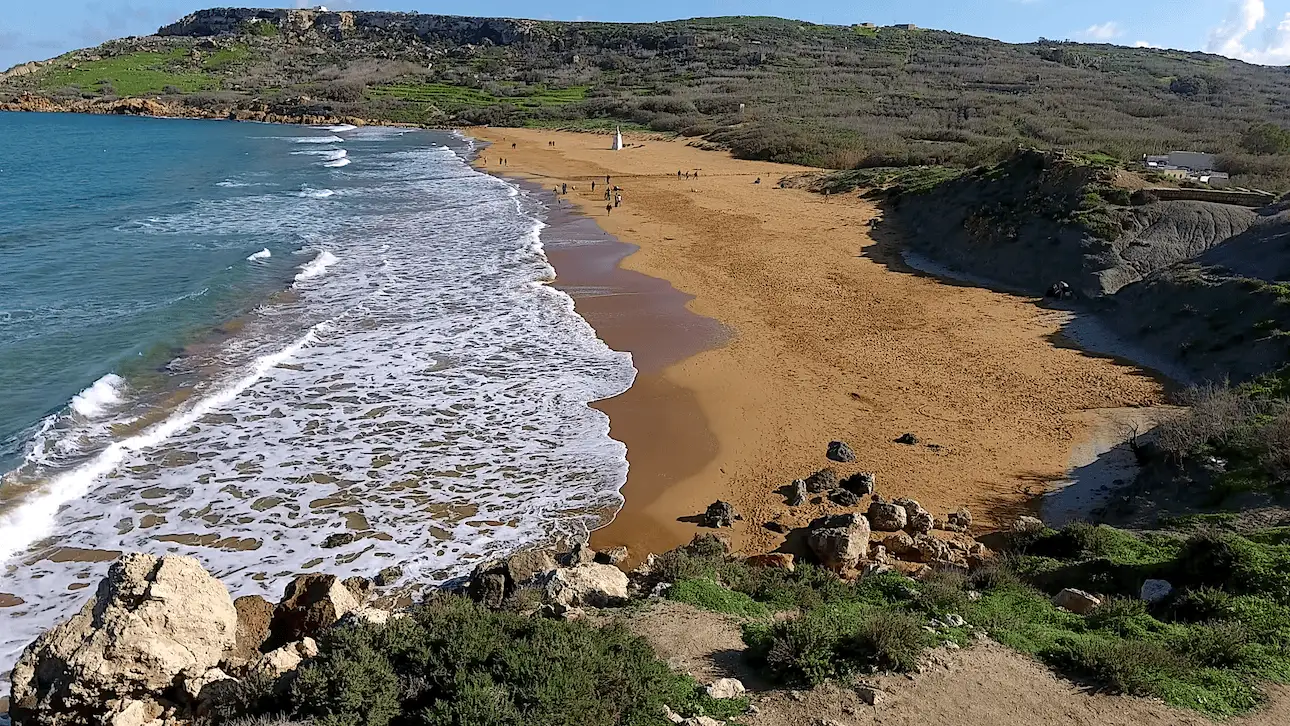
left=470, top=128, right=1163, bottom=560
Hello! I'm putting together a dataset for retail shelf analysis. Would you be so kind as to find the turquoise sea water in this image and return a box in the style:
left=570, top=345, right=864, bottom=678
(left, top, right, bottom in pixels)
left=0, top=112, right=634, bottom=678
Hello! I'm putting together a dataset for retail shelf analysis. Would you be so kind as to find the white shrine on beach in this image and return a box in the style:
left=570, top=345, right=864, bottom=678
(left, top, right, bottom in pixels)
left=612, top=126, right=624, bottom=151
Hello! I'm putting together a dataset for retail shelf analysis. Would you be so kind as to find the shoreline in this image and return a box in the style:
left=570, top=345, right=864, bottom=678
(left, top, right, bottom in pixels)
left=468, top=127, right=1165, bottom=560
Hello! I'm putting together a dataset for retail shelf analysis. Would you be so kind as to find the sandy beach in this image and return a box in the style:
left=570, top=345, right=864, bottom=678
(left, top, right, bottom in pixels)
left=471, top=128, right=1164, bottom=559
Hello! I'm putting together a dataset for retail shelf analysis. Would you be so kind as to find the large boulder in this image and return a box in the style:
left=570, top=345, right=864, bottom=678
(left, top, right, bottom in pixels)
left=266, top=574, right=359, bottom=650
left=250, top=637, right=319, bottom=678
left=807, top=513, right=871, bottom=571
left=702, top=500, right=740, bottom=528
left=895, top=498, right=934, bottom=535
left=867, top=501, right=908, bottom=532
left=508, top=549, right=558, bottom=586
left=787, top=479, right=807, bottom=506
left=544, top=563, right=630, bottom=608
left=910, top=534, right=952, bottom=564
left=830, top=488, right=861, bottom=507
left=746, top=553, right=795, bottom=571
left=9, top=553, right=237, bottom=726
left=881, top=531, right=918, bottom=559
left=228, top=594, right=274, bottom=664
left=945, top=507, right=973, bottom=533
left=467, top=560, right=510, bottom=609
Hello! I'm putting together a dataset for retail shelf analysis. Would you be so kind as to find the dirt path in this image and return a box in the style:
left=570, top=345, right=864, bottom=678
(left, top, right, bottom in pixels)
left=627, top=601, right=1290, bottom=726
left=470, top=129, right=1163, bottom=558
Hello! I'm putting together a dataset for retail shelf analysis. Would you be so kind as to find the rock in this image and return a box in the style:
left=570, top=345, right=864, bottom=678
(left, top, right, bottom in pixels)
left=808, top=513, right=871, bottom=571
left=689, top=532, right=733, bottom=555
left=895, top=432, right=920, bottom=445
left=181, top=666, right=235, bottom=710
left=870, top=544, right=891, bottom=566
left=467, top=561, right=509, bottom=610
left=827, top=440, right=857, bottom=463
left=1141, top=579, right=1174, bottom=603
left=1053, top=588, right=1102, bottom=615
left=10, top=554, right=237, bottom=726
left=788, top=479, right=807, bottom=506
left=342, top=606, right=394, bottom=626
left=683, top=717, right=725, bottom=726
left=107, top=699, right=163, bottom=726
left=882, top=531, right=917, bottom=558
left=702, top=500, right=740, bottom=528
left=867, top=502, right=908, bottom=532
left=895, top=498, right=933, bottom=535
left=374, top=565, right=404, bottom=587
left=764, top=520, right=790, bottom=534
left=508, top=549, right=558, bottom=587
left=830, top=487, right=861, bottom=507
left=856, top=684, right=885, bottom=706
left=911, top=534, right=952, bottom=563
left=841, top=471, right=876, bottom=496
left=251, top=637, right=319, bottom=678
left=704, top=677, right=746, bottom=699
left=804, top=467, right=839, bottom=493
left=1012, top=515, right=1045, bottom=533
left=746, top=553, right=795, bottom=571
left=322, top=532, right=355, bottom=549
left=946, top=507, right=973, bottom=532
left=662, top=705, right=686, bottom=724
left=565, top=541, right=597, bottom=566
left=267, top=574, right=360, bottom=649
left=343, top=576, right=373, bottom=602
left=596, top=546, right=630, bottom=565
left=229, top=594, right=274, bottom=664
left=945, top=614, right=966, bottom=627
left=544, top=563, right=630, bottom=608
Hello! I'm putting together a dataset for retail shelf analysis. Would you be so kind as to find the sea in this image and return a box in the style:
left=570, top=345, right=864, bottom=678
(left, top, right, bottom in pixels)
left=0, top=112, right=635, bottom=677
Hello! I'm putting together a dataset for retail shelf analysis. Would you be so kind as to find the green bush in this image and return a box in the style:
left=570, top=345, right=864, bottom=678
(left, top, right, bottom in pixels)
left=666, top=578, right=769, bottom=618
left=279, top=595, right=738, bottom=726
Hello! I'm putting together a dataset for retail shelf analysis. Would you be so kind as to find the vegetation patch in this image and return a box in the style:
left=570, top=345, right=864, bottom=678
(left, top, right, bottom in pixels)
left=38, top=49, right=219, bottom=96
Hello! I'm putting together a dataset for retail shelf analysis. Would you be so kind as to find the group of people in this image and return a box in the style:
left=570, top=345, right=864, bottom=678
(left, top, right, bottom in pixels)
left=676, top=170, right=700, bottom=179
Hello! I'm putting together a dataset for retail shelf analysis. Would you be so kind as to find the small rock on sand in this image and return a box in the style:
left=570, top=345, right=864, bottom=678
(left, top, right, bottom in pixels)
left=827, top=440, right=857, bottom=463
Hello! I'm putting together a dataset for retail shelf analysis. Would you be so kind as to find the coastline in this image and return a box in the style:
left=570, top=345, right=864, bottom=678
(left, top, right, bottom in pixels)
left=468, top=127, right=1165, bottom=559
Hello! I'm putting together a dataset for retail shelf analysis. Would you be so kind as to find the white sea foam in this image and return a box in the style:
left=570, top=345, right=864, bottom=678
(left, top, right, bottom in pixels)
left=323, top=157, right=352, bottom=168
left=247, top=248, right=272, bottom=262
left=0, top=133, right=635, bottom=683
left=294, top=187, right=335, bottom=199
left=294, top=250, right=338, bottom=282
left=293, top=135, right=344, bottom=144
left=292, top=148, right=347, bottom=161
left=323, top=124, right=357, bottom=132
left=68, top=374, right=126, bottom=419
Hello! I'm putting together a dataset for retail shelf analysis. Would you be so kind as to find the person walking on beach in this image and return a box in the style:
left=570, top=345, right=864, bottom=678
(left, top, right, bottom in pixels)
left=615, top=193, right=622, bottom=208
left=562, top=182, right=568, bottom=195
left=606, top=175, right=611, bottom=185
left=605, top=202, right=613, bottom=215
left=592, top=180, right=596, bottom=192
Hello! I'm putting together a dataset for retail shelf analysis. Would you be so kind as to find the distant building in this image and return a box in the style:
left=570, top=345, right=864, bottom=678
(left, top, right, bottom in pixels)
left=894, top=23, right=917, bottom=30
left=1167, top=151, right=1217, bottom=171
left=1201, top=172, right=1232, bottom=188
left=858, top=23, right=876, bottom=29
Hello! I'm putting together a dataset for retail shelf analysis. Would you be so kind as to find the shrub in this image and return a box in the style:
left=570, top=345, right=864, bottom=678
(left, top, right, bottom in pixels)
left=285, top=595, right=726, bottom=726
left=1047, top=636, right=1191, bottom=696
left=666, top=577, right=770, bottom=617
left=842, top=610, right=930, bottom=672
left=1169, top=587, right=1237, bottom=623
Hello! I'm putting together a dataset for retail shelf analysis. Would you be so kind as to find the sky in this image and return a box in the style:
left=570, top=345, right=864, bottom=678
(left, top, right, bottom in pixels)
left=6, top=0, right=1290, bottom=71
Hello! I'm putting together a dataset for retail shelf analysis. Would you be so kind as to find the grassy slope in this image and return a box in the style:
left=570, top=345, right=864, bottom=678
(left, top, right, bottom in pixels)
left=6, top=12, right=1290, bottom=187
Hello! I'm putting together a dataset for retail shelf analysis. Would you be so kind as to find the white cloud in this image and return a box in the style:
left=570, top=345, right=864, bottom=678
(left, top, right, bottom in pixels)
left=1079, top=22, right=1123, bottom=41
left=1206, top=0, right=1290, bottom=65
left=1134, top=40, right=1163, bottom=49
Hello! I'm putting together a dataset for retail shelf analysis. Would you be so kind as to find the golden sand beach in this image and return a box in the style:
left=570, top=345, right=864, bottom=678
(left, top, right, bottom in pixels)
left=470, top=128, right=1163, bottom=559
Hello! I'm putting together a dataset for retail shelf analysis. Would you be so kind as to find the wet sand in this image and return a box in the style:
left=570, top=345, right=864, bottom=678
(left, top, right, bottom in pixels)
left=481, top=128, right=1165, bottom=558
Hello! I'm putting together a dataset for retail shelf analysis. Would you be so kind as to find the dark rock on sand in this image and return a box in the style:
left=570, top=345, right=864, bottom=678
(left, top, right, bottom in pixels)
left=804, top=467, right=839, bottom=493
left=788, top=479, right=807, bottom=506
left=895, top=432, right=921, bottom=445
left=830, top=488, right=861, bottom=507
left=841, top=471, right=876, bottom=496
left=827, top=440, right=857, bottom=463
left=703, top=500, right=740, bottom=528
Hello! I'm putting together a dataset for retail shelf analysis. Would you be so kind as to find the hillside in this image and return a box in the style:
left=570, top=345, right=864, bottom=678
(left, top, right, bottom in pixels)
left=7, top=8, right=1290, bottom=187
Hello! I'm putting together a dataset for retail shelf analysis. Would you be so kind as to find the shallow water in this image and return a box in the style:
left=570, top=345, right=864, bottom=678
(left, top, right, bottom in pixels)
left=0, top=113, right=634, bottom=677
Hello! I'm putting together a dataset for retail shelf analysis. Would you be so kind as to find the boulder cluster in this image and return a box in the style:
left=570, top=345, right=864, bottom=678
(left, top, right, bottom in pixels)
left=8, top=553, right=398, bottom=726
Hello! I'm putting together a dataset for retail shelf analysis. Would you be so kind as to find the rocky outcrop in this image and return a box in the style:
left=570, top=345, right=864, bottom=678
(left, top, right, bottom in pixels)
left=826, top=440, right=856, bottom=463
left=9, top=554, right=237, bottom=726
left=807, top=513, right=871, bottom=571
left=868, top=501, right=908, bottom=532
left=702, top=500, right=740, bottom=528
left=544, top=564, right=630, bottom=608
left=1053, top=588, right=1102, bottom=614
left=229, top=595, right=275, bottom=664
left=804, top=467, right=838, bottom=494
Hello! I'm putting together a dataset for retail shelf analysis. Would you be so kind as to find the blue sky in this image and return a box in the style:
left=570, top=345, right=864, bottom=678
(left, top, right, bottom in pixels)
left=5, top=0, right=1290, bottom=71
